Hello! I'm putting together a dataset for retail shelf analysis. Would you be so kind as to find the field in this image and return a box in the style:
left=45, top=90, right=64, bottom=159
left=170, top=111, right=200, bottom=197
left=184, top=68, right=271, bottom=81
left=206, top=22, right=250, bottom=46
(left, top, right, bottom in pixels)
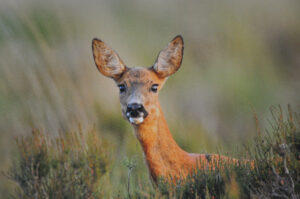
left=0, top=0, right=300, bottom=198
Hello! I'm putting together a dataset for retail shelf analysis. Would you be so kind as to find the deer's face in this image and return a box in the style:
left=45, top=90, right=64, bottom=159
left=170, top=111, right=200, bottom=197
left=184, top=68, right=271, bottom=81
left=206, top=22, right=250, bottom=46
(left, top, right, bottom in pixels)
left=114, top=68, right=164, bottom=124
left=92, top=36, right=184, bottom=125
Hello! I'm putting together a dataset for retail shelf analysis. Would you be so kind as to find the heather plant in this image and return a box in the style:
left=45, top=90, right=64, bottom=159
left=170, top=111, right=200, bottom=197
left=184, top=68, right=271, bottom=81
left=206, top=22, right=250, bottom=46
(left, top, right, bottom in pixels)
left=239, top=106, right=300, bottom=198
left=156, top=106, right=300, bottom=199
left=7, top=127, right=111, bottom=199
left=6, top=106, right=300, bottom=199
left=1, top=1, right=300, bottom=197
left=156, top=158, right=233, bottom=199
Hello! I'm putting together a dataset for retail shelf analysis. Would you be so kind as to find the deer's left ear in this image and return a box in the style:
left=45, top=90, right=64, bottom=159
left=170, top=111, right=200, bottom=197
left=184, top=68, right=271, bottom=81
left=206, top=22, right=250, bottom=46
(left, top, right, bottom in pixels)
left=152, top=35, right=184, bottom=78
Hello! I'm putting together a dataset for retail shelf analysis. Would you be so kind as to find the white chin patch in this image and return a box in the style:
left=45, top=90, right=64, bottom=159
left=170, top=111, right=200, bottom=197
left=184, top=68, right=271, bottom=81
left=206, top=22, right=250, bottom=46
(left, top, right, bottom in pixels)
left=129, top=117, right=144, bottom=125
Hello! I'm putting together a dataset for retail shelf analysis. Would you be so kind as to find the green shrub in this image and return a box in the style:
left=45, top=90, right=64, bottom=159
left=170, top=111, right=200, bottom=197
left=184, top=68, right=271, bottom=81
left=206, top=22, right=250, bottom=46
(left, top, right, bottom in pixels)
left=156, top=158, right=238, bottom=199
left=7, top=128, right=111, bottom=199
left=6, top=106, right=299, bottom=198
left=156, top=106, right=300, bottom=199
left=240, top=105, right=300, bottom=198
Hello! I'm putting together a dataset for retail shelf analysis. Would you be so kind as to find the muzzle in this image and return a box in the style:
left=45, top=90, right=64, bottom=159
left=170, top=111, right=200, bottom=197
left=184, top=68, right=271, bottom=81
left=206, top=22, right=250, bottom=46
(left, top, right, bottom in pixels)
left=126, top=103, right=148, bottom=124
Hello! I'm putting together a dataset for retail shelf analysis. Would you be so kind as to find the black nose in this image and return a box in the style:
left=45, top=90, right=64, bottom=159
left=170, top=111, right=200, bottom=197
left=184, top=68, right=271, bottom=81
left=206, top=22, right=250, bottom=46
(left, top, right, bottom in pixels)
left=126, top=103, right=148, bottom=118
left=127, top=103, right=142, bottom=111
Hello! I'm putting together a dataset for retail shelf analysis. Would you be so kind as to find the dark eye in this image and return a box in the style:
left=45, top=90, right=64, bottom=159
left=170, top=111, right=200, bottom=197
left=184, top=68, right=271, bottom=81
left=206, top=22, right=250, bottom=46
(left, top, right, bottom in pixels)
left=151, top=84, right=159, bottom=93
left=118, top=84, right=126, bottom=93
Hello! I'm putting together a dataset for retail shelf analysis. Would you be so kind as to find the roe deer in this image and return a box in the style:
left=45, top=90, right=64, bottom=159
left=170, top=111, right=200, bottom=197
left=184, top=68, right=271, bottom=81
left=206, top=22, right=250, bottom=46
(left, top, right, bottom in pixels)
left=92, top=35, right=237, bottom=183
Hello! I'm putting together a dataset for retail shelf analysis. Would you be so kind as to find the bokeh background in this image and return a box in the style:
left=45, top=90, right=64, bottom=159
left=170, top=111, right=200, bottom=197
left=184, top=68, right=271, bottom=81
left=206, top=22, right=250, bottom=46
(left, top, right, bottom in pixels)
left=0, top=0, right=299, bottom=197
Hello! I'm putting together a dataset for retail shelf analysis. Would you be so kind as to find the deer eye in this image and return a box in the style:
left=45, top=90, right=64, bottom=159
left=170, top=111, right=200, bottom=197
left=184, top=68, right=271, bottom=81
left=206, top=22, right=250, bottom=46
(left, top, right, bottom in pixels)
left=151, top=84, right=159, bottom=93
left=118, top=84, right=126, bottom=93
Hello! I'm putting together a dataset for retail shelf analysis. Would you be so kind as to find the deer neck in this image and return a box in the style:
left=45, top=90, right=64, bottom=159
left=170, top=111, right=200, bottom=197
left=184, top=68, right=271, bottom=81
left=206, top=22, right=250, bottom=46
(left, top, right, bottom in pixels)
left=132, top=103, right=191, bottom=182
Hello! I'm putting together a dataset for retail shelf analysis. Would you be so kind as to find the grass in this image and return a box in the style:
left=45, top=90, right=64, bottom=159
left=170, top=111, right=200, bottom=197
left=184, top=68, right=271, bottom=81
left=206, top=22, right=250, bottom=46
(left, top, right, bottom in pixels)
left=1, top=0, right=300, bottom=198
left=6, top=127, right=111, bottom=199
left=6, top=106, right=300, bottom=198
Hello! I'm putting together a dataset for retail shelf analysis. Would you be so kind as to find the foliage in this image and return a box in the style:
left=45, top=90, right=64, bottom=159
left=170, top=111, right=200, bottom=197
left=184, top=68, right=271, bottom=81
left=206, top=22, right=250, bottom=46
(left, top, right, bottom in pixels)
left=7, top=128, right=111, bottom=199
left=240, top=105, right=300, bottom=199
left=6, top=106, right=300, bottom=199
left=1, top=1, right=300, bottom=197
left=155, top=106, right=300, bottom=199
left=123, top=157, right=137, bottom=199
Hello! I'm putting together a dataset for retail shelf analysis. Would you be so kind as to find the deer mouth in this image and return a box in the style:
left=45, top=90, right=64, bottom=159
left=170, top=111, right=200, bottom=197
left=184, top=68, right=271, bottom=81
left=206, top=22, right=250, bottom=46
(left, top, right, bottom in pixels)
left=126, top=111, right=147, bottom=125
left=126, top=105, right=148, bottom=125
left=128, top=116, right=144, bottom=124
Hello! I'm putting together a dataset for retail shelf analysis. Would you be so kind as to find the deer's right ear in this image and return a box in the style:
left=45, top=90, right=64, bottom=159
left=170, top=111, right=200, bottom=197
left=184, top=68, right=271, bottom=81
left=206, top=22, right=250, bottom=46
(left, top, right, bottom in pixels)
left=92, top=38, right=127, bottom=79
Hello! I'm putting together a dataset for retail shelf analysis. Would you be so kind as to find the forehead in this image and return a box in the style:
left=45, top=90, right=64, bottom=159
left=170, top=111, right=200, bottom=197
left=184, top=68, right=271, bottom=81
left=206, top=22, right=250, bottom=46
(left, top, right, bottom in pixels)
left=117, top=67, right=162, bottom=84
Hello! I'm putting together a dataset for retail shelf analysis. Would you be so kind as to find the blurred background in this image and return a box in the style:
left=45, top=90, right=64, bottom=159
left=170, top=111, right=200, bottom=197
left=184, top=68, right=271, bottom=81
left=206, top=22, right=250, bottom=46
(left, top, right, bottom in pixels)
left=0, top=0, right=299, bottom=197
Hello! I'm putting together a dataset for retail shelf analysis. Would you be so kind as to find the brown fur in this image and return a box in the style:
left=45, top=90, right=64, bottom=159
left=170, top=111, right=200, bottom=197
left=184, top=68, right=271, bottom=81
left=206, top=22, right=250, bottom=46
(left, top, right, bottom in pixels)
left=92, top=35, right=240, bottom=184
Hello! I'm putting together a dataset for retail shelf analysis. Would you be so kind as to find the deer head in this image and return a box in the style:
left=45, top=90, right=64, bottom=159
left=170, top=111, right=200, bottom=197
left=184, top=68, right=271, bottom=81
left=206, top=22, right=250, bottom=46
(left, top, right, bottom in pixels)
left=92, top=35, right=184, bottom=125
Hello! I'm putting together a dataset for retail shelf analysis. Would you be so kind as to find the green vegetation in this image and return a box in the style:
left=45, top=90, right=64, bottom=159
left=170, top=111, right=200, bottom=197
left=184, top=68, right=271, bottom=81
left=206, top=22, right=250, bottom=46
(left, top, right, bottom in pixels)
left=7, top=128, right=111, bottom=198
left=6, top=106, right=300, bottom=198
left=154, top=106, right=300, bottom=199
left=1, top=0, right=300, bottom=198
